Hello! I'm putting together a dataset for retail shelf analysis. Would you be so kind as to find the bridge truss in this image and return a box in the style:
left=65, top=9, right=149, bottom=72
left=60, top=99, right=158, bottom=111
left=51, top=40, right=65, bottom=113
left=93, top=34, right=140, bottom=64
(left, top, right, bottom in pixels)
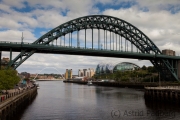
left=0, top=15, right=179, bottom=81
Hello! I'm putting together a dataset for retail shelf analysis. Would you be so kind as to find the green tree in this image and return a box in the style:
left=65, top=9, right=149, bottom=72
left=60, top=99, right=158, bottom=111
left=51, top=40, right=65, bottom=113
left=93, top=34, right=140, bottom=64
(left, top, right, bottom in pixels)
left=0, top=68, right=20, bottom=91
left=141, top=65, right=147, bottom=70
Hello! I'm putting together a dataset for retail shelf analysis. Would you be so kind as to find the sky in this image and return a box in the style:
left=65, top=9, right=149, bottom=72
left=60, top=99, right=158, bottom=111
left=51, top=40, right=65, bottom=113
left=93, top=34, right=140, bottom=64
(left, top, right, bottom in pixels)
left=0, top=0, right=180, bottom=75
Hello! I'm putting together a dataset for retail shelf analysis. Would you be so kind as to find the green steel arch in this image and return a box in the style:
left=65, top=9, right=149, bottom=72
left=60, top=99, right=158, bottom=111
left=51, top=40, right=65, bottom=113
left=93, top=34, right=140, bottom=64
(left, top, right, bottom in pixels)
left=9, top=15, right=178, bottom=81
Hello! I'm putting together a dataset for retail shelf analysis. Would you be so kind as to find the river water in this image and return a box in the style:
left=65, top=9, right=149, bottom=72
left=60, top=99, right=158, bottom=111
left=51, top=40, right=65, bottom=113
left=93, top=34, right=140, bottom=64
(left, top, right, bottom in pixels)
left=18, top=81, right=180, bottom=120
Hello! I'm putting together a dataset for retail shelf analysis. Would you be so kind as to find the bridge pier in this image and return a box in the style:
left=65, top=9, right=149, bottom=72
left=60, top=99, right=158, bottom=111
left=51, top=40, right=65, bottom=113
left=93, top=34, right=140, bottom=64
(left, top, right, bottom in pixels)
left=178, top=60, right=180, bottom=80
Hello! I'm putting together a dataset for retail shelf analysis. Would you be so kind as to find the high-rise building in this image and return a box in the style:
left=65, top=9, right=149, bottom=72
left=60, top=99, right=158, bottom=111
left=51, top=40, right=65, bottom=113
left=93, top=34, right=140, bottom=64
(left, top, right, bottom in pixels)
left=78, top=68, right=95, bottom=78
left=83, top=69, right=87, bottom=77
left=78, top=69, right=84, bottom=77
left=65, top=69, right=72, bottom=79
left=89, top=68, right=95, bottom=77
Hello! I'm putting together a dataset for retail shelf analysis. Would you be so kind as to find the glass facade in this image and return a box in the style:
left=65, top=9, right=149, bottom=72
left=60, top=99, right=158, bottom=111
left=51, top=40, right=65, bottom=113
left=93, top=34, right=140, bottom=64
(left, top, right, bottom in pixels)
left=95, top=63, right=114, bottom=74
left=113, top=62, right=140, bottom=72
left=95, top=62, right=140, bottom=74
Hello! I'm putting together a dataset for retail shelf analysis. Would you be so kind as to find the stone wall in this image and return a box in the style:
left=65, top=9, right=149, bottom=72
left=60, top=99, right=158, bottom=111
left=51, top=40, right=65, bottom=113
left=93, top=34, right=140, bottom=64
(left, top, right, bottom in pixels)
left=0, top=87, right=37, bottom=120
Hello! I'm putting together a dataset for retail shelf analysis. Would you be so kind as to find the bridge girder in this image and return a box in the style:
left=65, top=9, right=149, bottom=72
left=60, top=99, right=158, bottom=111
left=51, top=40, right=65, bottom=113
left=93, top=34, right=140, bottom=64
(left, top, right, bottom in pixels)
left=7, top=15, right=179, bottom=81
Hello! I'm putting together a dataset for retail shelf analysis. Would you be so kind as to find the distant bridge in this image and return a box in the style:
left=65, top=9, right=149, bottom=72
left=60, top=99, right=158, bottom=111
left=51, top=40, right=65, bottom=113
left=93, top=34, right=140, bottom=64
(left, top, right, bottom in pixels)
left=0, top=15, right=180, bottom=81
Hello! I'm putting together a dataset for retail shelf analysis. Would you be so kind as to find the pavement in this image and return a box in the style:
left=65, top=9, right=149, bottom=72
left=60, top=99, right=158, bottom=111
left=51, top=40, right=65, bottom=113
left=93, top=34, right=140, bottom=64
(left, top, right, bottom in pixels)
left=0, top=81, right=35, bottom=96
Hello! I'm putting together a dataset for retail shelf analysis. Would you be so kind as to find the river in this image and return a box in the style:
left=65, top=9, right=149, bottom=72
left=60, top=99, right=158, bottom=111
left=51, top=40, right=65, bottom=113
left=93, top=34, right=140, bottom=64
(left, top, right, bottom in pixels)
left=17, top=81, right=180, bottom=120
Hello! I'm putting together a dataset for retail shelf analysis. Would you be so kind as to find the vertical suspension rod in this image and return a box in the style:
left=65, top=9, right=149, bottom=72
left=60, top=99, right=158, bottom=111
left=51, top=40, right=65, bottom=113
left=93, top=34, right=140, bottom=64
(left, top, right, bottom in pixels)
left=121, top=36, right=122, bottom=51
left=119, top=35, right=120, bottom=51
left=71, top=32, right=72, bottom=47
left=69, top=33, right=70, bottom=47
left=116, top=34, right=117, bottom=51
left=131, top=42, right=133, bottom=52
left=125, top=38, right=126, bottom=52
left=113, top=32, right=114, bottom=50
left=136, top=41, right=138, bottom=52
left=127, top=40, right=128, bottom=52
left=110, top=31, right=111, bottom=50
left=85, top=29, right=86, bottom=49
left=92, top=29, right=93, bottom=49
left=64, top=35, right=65, bottom=46
left=77, top=30, right=79, bottom=47
left=60, top=37, right=61, bottom=46
left=106, top=30, right=107, bottom=50
left=104, top=30, right=105, bottom=50
left=98, top=29, right=100, bottom=49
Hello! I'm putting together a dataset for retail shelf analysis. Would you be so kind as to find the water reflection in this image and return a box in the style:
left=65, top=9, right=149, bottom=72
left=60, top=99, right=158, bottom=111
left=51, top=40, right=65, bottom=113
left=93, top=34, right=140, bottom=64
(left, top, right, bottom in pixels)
left=145, top=99, right=180, bottom=112
left=18, top=81, right=180, bottom=120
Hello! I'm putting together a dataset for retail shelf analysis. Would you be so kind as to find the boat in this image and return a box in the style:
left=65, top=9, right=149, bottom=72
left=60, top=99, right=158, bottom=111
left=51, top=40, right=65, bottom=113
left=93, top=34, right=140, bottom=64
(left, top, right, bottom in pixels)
left=33, top=82, right=40, bottom=89
left=36, top=83, right=40, bottom=89
left=87, top=80, right=93, bottom=86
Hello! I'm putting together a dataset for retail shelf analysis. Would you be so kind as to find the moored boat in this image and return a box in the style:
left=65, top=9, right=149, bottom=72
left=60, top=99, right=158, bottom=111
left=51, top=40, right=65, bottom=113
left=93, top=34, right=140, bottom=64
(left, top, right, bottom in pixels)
left=87, top=80, right=93, bottom=86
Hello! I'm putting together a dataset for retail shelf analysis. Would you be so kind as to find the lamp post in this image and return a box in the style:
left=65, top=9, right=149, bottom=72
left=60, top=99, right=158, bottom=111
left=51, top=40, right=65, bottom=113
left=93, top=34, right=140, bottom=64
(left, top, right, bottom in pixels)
left=21, top=32, right=24, bottom=43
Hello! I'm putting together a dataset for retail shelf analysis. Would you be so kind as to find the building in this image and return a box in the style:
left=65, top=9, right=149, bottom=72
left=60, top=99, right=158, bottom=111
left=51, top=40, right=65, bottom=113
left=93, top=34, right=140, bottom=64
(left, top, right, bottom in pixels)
left=95, top=62, right=140, bottom=75
left=78, top=68, right=95, bottom=78
left=162, top=49, right=175, bottom=56
left=65, top=69, right=72, bottom=79
left=20, top=72, right=30, bottom=79
left=1, top=57, right=10, bottom=67
left=78, top=69, right=84, bottom=77
left=87, top=68, right=95, bottom=77
left=113, top=62, right=140, bottom=72
left=83, top=69, right=87, bottom=77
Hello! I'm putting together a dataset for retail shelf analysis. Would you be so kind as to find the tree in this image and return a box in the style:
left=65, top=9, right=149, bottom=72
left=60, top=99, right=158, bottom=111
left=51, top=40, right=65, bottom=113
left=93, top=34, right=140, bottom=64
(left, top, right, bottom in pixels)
left=0, top=68, right=20, bottom=91
left=141, top=65, right=147, bottom=70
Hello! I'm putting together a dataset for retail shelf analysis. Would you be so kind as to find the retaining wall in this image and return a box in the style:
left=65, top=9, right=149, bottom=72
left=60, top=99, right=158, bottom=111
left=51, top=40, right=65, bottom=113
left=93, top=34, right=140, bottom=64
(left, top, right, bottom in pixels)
left=0, top=87, right=37, bottom=120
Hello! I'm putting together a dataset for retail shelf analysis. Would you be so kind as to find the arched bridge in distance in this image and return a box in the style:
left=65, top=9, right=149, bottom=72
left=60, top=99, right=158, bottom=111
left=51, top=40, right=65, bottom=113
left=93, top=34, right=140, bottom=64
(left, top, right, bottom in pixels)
left=0, top=15, right=180, bottom=81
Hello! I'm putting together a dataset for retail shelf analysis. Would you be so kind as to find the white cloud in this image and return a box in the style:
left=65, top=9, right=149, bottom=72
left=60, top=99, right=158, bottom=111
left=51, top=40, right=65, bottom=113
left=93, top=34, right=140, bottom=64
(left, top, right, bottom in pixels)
left=102, top=7, right=180, bottom=52
left=1, top=0, right=180, bottom=74
left=2, top=0, right=25, bottom=9
left=0, top=30, right=36, bottom=42
left=135, top=0, right=180, bottom=12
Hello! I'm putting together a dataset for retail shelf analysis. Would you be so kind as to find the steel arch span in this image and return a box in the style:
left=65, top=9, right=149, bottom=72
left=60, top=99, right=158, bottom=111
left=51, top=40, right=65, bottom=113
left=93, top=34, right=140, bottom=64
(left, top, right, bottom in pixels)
left=8, top=15, right=179, bottom=81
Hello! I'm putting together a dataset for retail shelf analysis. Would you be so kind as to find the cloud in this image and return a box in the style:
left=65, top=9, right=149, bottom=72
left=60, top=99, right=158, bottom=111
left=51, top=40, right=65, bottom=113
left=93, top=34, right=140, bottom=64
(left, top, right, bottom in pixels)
left=1, top=0, right=25, bottom=9
left=0, top=30, right=36, bottom=42
left=102, top=7, right=180, bottom=51
left=135, top=0, right=180, bottom=12
left=1, top=0, right=180, bottom=74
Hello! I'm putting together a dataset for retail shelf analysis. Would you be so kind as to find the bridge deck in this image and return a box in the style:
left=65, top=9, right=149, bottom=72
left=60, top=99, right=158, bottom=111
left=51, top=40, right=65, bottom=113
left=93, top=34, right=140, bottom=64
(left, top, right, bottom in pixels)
left=1, top=42, right=180, bottom=60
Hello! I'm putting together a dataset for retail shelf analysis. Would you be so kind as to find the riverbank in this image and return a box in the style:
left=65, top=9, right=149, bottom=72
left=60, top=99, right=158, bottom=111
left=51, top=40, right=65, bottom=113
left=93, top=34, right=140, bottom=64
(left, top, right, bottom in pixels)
left=144, top=86, right=180, bottom=103
left=0, top=87, right=37, bottom=120
left=36, top=79, right=64, bottom=81
left=63, top=80, right=87, bottom=84
left=63, top=80, right=180, bottom=89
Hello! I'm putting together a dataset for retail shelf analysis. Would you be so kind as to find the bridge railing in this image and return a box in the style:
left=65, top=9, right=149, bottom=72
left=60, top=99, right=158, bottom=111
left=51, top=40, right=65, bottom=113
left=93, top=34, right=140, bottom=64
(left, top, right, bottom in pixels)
left=0, top=41, right=31, bottom=45
left=0, top=41, right=157, bottom=55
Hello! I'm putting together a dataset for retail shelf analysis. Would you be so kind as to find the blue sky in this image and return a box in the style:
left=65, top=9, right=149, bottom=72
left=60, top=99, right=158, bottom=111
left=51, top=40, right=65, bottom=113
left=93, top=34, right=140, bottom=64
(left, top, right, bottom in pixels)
left=0, top=0, right=180, bottom=74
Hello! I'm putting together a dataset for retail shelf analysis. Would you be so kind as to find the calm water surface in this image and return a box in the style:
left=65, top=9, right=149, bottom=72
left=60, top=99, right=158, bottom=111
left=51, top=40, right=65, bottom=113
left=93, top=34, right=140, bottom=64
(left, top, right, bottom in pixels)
left=19, top=81, right=180, bottom=120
